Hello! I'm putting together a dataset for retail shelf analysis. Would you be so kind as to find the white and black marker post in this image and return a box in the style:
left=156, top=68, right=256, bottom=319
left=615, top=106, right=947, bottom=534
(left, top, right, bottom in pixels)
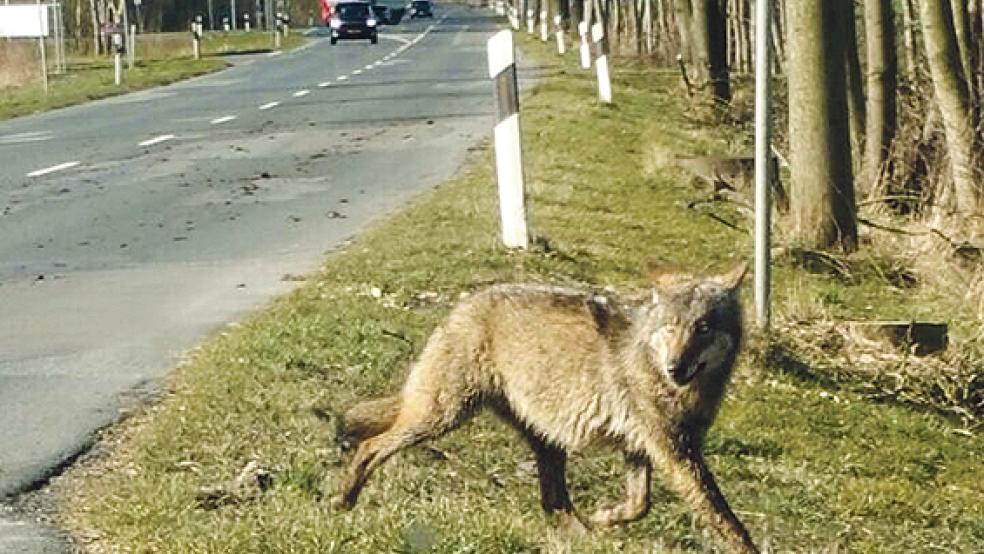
left=191, top=16, right=202, bottom=60
left=554, top=15, right=565, bottom=55
left=112, top=30, right=123, bottom=85
left=539, top=9, right=548, bottom=42
left=577, top=21, right=590, bottom=69
left=487, top=30, right=529, bottom=249
left=592, top=22, right=612, bottom=103
left=128, top=24, right=136, bottom=69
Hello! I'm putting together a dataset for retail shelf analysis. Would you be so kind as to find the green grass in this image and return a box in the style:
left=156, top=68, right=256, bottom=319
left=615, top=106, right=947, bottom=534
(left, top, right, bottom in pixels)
left=63, top=34, right=983, bottom=553
left=0, top=31, right=305, bottom=122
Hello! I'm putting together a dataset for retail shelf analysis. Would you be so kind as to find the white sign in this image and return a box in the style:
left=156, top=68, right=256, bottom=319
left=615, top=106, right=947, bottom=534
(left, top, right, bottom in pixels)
left=0, top=5, right=51, bottom=38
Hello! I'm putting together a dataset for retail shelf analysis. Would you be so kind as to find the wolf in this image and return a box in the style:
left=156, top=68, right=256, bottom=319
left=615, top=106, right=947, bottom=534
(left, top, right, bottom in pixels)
left=675, top=154, right=789, bottom=213
left=334, top=264, right=758, bottom=553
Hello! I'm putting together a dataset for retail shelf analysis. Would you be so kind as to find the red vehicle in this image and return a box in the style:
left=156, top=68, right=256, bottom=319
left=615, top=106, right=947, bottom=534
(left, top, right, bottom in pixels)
left=320, top=0, right=336, bottom=24
left=321, top=0, right=377, bottom=24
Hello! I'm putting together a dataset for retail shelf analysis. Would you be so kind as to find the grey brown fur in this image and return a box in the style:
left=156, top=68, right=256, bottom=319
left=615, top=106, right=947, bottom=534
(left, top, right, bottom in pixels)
left=676, top=154, right=789, bottom=213
left=335, top=265, right=758, bottom=553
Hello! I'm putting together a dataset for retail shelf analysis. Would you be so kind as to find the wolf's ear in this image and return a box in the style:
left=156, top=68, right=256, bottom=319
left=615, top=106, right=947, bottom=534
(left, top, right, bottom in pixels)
left=644, top=259, right=690, bottom=289
left=717, top=262, right=749, bottom=289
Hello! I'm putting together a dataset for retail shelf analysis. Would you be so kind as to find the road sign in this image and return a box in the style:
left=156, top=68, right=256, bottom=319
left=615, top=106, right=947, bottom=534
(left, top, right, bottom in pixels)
left=0, top=5, right=50, bottom=38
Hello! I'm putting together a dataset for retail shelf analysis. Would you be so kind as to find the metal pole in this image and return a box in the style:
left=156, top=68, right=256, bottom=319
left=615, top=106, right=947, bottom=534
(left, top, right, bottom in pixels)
left=753, top=0, right=772, bottom=329
left=128, top=24, right=135, bottom=68
left=37, top=0, right=48, bottom=94
left=52, top=2, right=65, bottom=73
left=231, top=0, right=237, bottom=29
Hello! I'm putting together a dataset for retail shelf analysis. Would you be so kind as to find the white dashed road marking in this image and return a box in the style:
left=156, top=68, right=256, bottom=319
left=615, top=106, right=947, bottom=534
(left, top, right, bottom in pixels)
left=352, top=69, right=363, bottom=75
left=364, top=64, right=374, bottom=70
left=138, top=134, right=175, bottom=147
left=293, top=89, right=310, bottom=97
left=318, top=81, right=332, bottom=88
left=259, top=101, right=280, bottom=110
left=211, top=115, right=237, bottom=125
left=337, top=75, right=349, bottom=81
left=0, top=131, right=53, bottom=144
left=27, top=161, right=80, bottom=177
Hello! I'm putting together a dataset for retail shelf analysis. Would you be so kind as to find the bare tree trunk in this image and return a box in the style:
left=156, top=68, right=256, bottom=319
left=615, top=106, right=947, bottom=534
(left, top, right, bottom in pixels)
left=89, top=0, right=101, bottom=55
left=920, top=0, right=982, bottom=214
left=771, top=0, right=785, bottom=74
left=963, top=0, right=982, bottom=104
left=949, top=0, right=977, bottom=105
left=843, top=3, right=865, bottom=168
left=687, top=0, right=730, bottom=102
left=787, top=0, right=858, bottom=252
left=901, top=0, right=918, bottom=80
left=675, top=0, right=694, bottom=63
left=738, top=0, right=750, bottom=72
left=642, top=0, right=653, bottom=56
left=862, top=0, right=898, bottom=193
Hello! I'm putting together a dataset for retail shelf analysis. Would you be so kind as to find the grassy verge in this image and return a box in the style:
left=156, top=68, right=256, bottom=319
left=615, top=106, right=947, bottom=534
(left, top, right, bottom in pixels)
left=0, top=31, right=305, bottom=122
left=62, top=33, right=983, bottom=553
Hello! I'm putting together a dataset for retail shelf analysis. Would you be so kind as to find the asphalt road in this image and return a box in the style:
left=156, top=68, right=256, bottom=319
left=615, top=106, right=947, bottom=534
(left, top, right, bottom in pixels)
left=0, top=6, right=505, bottom=550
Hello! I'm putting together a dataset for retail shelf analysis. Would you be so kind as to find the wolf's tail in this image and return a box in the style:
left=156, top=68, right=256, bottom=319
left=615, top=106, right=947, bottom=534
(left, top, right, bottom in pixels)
left=338, top=395, right=402, bottom=450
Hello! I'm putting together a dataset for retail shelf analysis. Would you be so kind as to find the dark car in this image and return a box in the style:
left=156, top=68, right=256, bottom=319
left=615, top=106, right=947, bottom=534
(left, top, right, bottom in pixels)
left=328, top=1, right=378, bottom=44
left=407, top=0, right=433, bottom=18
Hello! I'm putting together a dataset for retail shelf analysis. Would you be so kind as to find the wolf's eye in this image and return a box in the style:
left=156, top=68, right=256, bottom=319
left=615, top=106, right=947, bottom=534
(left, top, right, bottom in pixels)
left=695, top=320, right=711, bottom=335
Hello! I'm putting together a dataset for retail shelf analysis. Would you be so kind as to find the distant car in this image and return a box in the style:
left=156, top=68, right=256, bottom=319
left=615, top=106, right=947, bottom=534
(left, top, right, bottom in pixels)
left=370, top=4, right=389, bottom=25
left=328, top=1, right=378, bottom=44
left=387, top=6, right=406, bottom=24
left=407, top=0, right=433, bottom=18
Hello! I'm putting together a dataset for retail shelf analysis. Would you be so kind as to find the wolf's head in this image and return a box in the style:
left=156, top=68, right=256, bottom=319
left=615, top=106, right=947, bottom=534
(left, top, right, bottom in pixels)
left=640, top=263, right=746, bottom=387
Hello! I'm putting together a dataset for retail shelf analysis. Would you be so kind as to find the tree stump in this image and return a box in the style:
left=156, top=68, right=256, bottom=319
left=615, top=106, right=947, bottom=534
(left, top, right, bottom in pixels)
left=845, top=320, right=948, bottom=355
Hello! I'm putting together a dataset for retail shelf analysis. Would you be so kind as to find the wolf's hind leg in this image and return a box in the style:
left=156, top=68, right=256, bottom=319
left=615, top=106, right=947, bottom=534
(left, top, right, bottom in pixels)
left=589, top=453, right=651, bottom=527
left=338, top=395, right=401, bottom=450
left=334, top=394, right=468, bottom=510
left=524, top=433, right=589, bottom=535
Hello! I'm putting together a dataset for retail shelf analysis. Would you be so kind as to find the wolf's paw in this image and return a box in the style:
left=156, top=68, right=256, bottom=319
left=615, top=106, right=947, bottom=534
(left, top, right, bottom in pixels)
left=329, top=494, right=356, bottom=512
left=588, top=503, right=646, bottom=528
left=558, top=512, right=590, bottom=536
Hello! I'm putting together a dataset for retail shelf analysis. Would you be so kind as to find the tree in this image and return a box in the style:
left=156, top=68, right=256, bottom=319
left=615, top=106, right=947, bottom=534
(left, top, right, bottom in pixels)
left=786, top=0, right=858, bottom=252
left=920, top=0, right=982, bottom=214
left=844, top=4, right=866, bottom=168
left=674, top=0, right=730, bottom=103
left=862, top=0, right=898, bottom=193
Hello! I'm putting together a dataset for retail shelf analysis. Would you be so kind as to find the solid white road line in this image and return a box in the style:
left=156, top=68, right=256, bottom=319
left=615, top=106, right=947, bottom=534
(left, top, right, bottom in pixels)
left=138, top=134, right=175, bottom=147
left=27, top=161, right=80, bottom=177
left=211, top=115, right=237, bottom=125
left=293, top=89, right=310, bottom=97
left=259, top=101, right=280, bottom=110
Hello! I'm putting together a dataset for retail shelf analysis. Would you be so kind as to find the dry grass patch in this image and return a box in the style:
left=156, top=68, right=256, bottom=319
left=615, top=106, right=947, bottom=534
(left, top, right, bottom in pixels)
left=0, top=40, right=39, bottom=89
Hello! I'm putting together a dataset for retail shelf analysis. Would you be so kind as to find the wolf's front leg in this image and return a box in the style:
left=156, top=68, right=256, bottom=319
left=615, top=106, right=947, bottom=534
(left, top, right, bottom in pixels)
left=589, top=453, right=651, bottom=527
left=654, top=439, right=758, bottom=553
left=525, top=433, right=589, bottom=535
